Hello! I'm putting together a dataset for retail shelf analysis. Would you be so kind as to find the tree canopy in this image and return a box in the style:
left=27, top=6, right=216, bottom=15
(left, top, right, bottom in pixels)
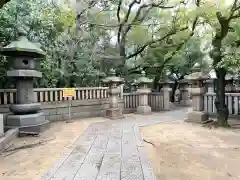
left=1, top=0, right=240, bottom=125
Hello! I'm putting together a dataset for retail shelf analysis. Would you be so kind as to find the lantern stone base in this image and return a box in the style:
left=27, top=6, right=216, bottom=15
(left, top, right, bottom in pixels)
left=136, top=105, right=151, bottom=114
left=5, top=112, right=50, bottom=134
left=185, top=111, right=209, bottom=123
left=105, top=108, right=124, bottom=120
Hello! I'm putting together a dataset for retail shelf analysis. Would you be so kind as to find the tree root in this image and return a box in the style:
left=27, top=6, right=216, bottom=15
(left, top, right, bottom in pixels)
left=202, top=119, right=231, bottom=129
left=3, top=137, right=55, bottom=157
left=143, top=138, right=156, bottom=147
left=202, top=119, right=218, bottom=129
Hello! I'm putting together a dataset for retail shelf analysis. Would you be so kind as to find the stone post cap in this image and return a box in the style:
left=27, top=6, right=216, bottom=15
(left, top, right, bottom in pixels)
left=0, top=33, right=45, bottom=58
left=184, top=72, right=210, bottom=81
left=225, top=74, right=236, bottom=81
left=131, top=79, right=138, bottom=86
left=102, top=69, right=124, bottom=85
left=205, top=79, right=215, bottom=83
left=135, top=71, right=153, bottom=84
left=158, top=79, right=174, bottom=85
left=179, top=79, right=188, bottom=84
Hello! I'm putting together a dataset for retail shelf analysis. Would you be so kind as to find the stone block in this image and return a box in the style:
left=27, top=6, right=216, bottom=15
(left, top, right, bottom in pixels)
left=0, top=114, right=3, bottom=137
left=185, top=111, right=209, bottom=123
left=6, top=112, right=50, bottom=134
left=106, top=108, right=124, bottom=120
left=47, top=114, right=61, bottom=121
left=136, top=105, right=151, bottom=114
left=7, top=69, right=42, bottom=78
left=46, top=109, right=58, bottom=115
left=6, top=112, right=45, bottom=126
left=0, top=128, right=18, bottom=153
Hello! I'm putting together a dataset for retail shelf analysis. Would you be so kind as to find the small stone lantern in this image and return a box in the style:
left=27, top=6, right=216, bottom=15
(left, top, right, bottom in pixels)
left=131, top=80, right=138, bottom=92
left=225, top=75, right=235, bottom=92
left=159, top=79, right=173, bottom=110
left=135, top=71, right=153, bottom=114
left=206, top=79, right=215, bottom=93
left=179, top=79, right=190, bottom=106
left=102, top=69, right=124, bottom=119
left=185, top=66, right=210, bottom=123
left=0, top=33, right=49, bottom=134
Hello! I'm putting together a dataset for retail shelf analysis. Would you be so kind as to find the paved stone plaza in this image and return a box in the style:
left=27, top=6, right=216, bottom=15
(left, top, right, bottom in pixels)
left=41, top=108, right=189, bottom=180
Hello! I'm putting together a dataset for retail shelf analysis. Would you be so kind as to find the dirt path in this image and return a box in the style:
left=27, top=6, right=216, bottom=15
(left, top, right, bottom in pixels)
left=0, top=118, right=107, bottom=180
left=141, top=120, right=240, bottom=180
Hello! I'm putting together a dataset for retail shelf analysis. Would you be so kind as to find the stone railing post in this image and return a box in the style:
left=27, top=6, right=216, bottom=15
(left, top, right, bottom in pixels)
left=179, top=79, right=190, bottom=106
left=135, top=71, right=153, bottom=114
left=102, top=69, right=124, bottom=120
left=1, top=32, right=49, bottom=134
left=159, top=80, right=173, bottom=111
left=0, top=114, right=3, bottom=137
left=185, top=71, right=209, bottom=123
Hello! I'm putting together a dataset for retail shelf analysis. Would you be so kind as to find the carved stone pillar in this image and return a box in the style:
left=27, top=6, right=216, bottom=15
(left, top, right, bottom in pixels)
left=102, top=69, right=124, bottom=120
left=159, top=80, right=173, bottom=111
left=135, top=71, right=153, bottom=114
left=185, top=71, right=210, bottom=123
left=179, top=79, right=190, bottom=106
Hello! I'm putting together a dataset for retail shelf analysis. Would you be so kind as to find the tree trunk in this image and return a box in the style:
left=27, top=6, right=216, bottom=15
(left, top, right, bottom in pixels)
left=211, top=19, right=230, bottom=127
left=214, top=68, right=229, bottom=127
left=170, top=80, right=178, bottom=102
left=153, top=76, right=159, bottom=90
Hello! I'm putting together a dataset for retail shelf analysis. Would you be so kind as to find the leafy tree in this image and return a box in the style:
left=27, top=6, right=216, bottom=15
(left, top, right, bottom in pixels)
left=75, top=0, right=202, bottom=76
left=198, top=0, right=240, bottom=126
left=0, top=0, right=107, bottom=88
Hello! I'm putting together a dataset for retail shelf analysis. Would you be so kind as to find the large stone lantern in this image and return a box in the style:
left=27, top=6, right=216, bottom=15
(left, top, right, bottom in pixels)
left=102, top=69, right=124, bottom=119
left=185, top=65, right=210, bottom=123
left=0, top=33, right=49, bottom=134
left=135, top=71, right=153, bottom=114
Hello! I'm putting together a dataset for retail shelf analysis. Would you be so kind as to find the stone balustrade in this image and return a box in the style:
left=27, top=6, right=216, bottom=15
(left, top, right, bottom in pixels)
left=0, top=87, right=109, bottom=105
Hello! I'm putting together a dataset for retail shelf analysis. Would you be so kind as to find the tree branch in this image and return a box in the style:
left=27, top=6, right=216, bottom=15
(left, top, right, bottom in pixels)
left=229, top=0, right=240, bottom=19
left=127, top=26, right=188, bottom=59
left=117, top=0, right=140, bottom=43
left=122, top=1, right=175, bottom=41
left=0, top=0, right=10, bottom=9
left=116, top=0, right=122, bottom=43
left=128, top=0, right=201, bottom=72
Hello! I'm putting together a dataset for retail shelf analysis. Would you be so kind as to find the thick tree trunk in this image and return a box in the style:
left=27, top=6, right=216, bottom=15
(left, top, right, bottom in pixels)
left=170, top=80, right=178, bottom=102
left=214, top=68, right=229, bottom=127
left=153, top=76, right=159, bottom=90
left=211, top=17, right=230, bottom=127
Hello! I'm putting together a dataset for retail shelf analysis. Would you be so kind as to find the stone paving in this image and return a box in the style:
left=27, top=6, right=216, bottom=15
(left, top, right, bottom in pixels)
left=41, top=108, right=190, bottom=180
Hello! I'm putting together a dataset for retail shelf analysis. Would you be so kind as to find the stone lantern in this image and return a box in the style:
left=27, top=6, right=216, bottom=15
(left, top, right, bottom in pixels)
left=206, top=79, right=215, bottom=93
left=135, top=71, right=153, bottom=114
left=179, top=79, right=190, bottom=106
left=185, top=64, right=210, bottom=123
left=159, top=79, right=173, bottom=110
left=131, top=80, right=138, bottom=92
left=225, top=75, right=235, bottom=92
left=102, top=69, right=124, bottom=119
left=0, top=33, right=49, bottom=134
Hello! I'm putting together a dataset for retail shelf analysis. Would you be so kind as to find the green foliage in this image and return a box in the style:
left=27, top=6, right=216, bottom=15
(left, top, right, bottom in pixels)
left=0, top=0, right=106, bottom=88
left=2, top=0, right=240, bottom=89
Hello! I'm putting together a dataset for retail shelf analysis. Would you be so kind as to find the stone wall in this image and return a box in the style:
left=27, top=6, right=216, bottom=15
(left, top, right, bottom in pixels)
left=0, top=99, right=124, bottom=123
